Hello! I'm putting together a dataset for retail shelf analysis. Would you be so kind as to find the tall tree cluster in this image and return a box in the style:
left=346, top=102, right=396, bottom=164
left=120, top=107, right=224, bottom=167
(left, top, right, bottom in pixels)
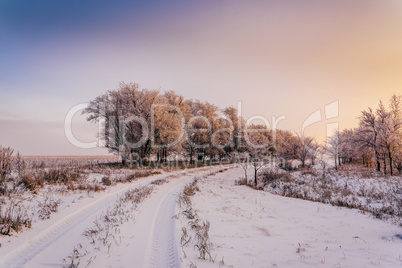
left=326, top=94, right=402, bottom=175
left=83, top=83, right=243, bottom=164
left=83, top=82, right=319, bottom=167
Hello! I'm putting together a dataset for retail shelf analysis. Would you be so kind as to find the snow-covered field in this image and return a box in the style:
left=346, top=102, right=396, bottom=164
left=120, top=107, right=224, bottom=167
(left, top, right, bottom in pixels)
left=178, top=166, right=402, bottom=268
left=0, top=165, right=401, bottom=267
left=263, top=164, right=402, bottom=225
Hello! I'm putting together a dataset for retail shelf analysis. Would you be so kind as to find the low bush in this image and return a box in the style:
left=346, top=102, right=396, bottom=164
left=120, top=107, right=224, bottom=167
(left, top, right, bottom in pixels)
left=178, top=178, right=213, bottom=262
left=19, top=173, right=43, bottom=191
left=0, top=200, right=32, bottom=235
left=150, top=178, right=168, bottom=185
left=261, top=170, right=290, bottom=185
left=19, top=168, right=81, bottom=192
left=43, top=168, right=80, bottom=184
left=101, top=176, right=112, bottom=186
left=234, top=178, right=247, bottom=186
left=0, top=146, right=13, bottom=182
left=125, top=174, right=137, bottom=182
left=123, top=170, right=154, bottom=183
left=183, top=179, right=200, bottom=196
left=75, top=182, right=104, bottom=192
left=37, top=194, right=60, bottom=220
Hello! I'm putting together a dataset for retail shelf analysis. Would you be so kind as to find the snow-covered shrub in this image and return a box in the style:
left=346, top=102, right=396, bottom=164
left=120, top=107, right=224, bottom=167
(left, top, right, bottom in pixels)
left=177, top=178, right=214, bottom=262
left=101, top=176, right=112, bottom=186
left=150, top=178, right=168, bottom=185
left=194, top=220, right=212, bottom=260
left=234, top=177, right=247, bottom=186
left=37, top=194, right=60, bottom=220
left=0, top=199, right=32, bottom=235
left=0, top=146, right=14, bottom=183
left=183, top=178, right=200, bottom=196
left=264, top=164, right=402, bottom=224
left=261, top=170, right=289, bottom=185
left=42, top=168, right=80, bottom=184
left=19, top=172, right=44, bottom=191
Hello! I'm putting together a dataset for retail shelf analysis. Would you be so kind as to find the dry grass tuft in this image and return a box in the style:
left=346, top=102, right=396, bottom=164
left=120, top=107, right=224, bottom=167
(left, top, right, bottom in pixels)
left=0, top=199, right=32, bottom=235
left=255, top=226, right=270, bottom=236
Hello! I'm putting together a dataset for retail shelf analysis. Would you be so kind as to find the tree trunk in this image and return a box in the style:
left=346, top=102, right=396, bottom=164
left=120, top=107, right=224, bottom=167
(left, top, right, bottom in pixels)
left=162, top=148, right=167, bottom=163
left=334, top=156, right=338, bottom=170
left=388, top=149, right=393, bottom=176
left=375, top=150, right=381, bottom=171
left=254, top=168, right=258, bottom=186
left=190, top=150, right=193, bottom=164
left=244, top=166, right=248, bottom=181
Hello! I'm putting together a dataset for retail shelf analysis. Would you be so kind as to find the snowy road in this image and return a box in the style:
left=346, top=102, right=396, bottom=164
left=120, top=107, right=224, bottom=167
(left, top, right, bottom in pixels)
left=0, top=167, right=215, bottom=268
left=94, top=174, right=192, bottom=268
left=0, top=172, right=171, bottom=268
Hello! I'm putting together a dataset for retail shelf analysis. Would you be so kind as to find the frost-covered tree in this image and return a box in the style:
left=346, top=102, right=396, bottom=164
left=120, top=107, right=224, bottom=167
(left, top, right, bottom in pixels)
left=152, top=91, right=189, bottom=162
left=222, top=106, right=246, bottom=155
left=83, top=83, right=162, bottom=165
left=275, top=130, right=298, bottom=169
left=338, top=129, right=357, bottom=164
left=376, top=101, right=392, bottom=174
left=326, top=130, right=339, bottom=170
left=375, top=97, right=402, bottom=176
left=295, top=134, right=314, bottom=168
left=309, top=139, right=320, bottom=166
left=245, top=124, right=272, bottom=185
left=356, top=107, right=381, bottom=171
left=354, top=94, right=402, bottom=175
left=184, top=100, right=219, bottom=163
left=387, top=94, right=402, bottom=175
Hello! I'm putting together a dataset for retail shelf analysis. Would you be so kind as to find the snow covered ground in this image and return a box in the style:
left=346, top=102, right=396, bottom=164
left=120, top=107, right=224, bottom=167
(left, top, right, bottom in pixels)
left=263, top=164, right=402, bottom=225
left=178, top=166, right=402, bottom=267
left=0, top=166, right=221, bottom=268
left=0, top=165, right=401, bottom=267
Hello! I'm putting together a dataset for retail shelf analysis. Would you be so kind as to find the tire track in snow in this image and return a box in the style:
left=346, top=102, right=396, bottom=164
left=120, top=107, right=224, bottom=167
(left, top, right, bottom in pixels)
left=142, top=167, right=224, bottom=268
left=146, top=181, right=185, bottom=268
left=0, top=174, right=169, bottom=268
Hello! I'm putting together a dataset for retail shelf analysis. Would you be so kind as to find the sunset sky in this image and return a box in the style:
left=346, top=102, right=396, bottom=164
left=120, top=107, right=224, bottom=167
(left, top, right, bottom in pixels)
left=1, top=0, right=402, bottom=155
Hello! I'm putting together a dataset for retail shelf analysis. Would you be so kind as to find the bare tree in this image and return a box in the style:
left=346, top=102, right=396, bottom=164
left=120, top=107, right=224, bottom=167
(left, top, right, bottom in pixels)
left=309, top=139, right=320, bottom=166
left=356, top=108, right=381, bottom=171
left=235, top=152, right=250, bottom=182
left=326, top=131, right=339, bottom=170
left=295, top=134, right=314, bottom=168
left=352, top=94, right=402, bottom=175
left=245, top=124, right=271, bottom=185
